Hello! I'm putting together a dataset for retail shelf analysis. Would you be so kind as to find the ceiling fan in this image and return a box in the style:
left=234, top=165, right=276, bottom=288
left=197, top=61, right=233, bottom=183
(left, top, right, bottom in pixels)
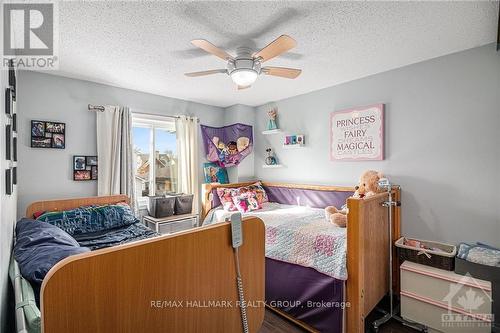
left=184, top=35, right=302, bottom=89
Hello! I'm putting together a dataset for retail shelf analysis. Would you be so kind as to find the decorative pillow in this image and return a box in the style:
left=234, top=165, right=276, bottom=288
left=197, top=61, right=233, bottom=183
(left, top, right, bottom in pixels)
left=246, top=181, right=269, bottom=205
left=14, top=218, right=90, bottom=286
left=232, top=191, right=262, bottom=213
left=216, top=182, right=269, bottom=211
left=36, top=203, right=137, bottom=236
left=216, top=187, right=238, bottom=211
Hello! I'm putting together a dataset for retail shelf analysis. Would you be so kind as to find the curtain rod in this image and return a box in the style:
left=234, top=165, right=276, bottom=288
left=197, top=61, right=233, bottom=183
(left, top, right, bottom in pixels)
left=87, top=104, right=199, bottom=122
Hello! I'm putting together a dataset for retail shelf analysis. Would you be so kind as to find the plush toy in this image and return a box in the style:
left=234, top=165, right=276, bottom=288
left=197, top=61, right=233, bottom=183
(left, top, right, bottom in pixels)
left=326, top=170, right=385, bottom=227
left=354, top=170, right=385, bottom=199
left=325, top=205, right=348, bottom=227
left=217, top=142, right=226, bottom=150
left=227, top=141, right=238, bottom=155
left=237, top=137, right=250, bottom=152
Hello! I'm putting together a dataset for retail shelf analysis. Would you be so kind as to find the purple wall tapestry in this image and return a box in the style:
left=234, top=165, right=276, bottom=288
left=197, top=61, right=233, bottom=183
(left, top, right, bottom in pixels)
left=201, top=123, right=253, bottom=168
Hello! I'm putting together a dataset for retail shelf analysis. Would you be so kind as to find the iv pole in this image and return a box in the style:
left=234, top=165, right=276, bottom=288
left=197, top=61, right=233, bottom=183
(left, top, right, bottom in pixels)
left=372, top=179, right=428, bottom=333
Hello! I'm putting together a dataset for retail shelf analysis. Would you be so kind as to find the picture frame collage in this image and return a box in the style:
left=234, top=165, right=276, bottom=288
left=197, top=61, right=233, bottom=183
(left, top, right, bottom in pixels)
left=73, top=155, right=98, bottom=181
left=5, top=59, right=17, bottom=195
left=31, top=120, right=66, bottom=149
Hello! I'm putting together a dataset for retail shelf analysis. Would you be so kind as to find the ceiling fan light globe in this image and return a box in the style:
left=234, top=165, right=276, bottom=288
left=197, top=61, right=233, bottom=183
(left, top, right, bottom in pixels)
left=230, top=69, right=258, bottom=86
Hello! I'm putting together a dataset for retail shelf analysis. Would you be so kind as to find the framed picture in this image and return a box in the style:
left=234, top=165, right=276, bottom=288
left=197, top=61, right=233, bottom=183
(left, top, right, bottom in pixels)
left=8, top=59, right=16, bottom=93
left=52, top=134, right=65, bottom=149
left=5, top=169, right=12, bottom=195
left=31, top=120, right=45, bottom=137
left=31, top=120, right=66, bottom=149
left=296, top=135, right=305, bottom=145
left=203, top=162, right=229, bottom=184
left=74, top=156, right=86, bottom=170
left=45, top=122, right=65, bottom=134
left=74, top=170, right=91, bottom=181
left=73, top=155, right=98, bottom=181
left=5, top=125, right=11, bottom=160
left=86, top=156, right=98, bottom=166
left=13, top=137, right=17, bottom=162
left=330, top=104, right=384, bottom=161
left=91, top=166, right=98, bottom=180
left=5, top=88, right=13, bottom=116
left=31, top=137, right=52, bottom=148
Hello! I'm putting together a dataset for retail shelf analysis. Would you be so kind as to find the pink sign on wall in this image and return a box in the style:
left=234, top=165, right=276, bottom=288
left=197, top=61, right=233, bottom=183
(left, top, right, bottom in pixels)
left=330, top=104, right=384, bottom=161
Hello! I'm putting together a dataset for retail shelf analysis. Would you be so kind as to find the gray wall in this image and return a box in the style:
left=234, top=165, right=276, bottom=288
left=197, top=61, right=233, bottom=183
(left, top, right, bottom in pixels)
left=255, top=44, right=500, bottom=247
left=17, top=71, right=226, bottom=216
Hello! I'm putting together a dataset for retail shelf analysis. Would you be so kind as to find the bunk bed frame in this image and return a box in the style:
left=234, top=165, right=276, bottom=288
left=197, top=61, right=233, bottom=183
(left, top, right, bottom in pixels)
left=202, top=181, right=401, bottom=333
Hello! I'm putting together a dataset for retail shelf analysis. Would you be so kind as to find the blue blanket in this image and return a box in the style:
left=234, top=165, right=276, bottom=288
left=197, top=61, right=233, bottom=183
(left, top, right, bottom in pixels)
left=75, top=222, right=158, bottom=250
left=15, top=204, right=159, bottom=306
left=36, top=204, right=158, bottom=250
left=14, top=218, right=91, bottom=305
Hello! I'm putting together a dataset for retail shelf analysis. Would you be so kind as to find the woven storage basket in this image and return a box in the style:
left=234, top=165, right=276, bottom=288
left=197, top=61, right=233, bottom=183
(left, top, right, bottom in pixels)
left=395, top=237, right=457, bottom=271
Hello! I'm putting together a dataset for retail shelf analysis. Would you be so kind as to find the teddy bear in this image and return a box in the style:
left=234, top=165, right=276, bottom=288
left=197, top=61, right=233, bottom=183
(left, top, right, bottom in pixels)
left=325, top=170, right=385, bottom=227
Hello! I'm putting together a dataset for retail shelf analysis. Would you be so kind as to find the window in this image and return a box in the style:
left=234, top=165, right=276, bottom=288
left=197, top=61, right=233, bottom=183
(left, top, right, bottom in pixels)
left=132, top=114, right=177, bottom=203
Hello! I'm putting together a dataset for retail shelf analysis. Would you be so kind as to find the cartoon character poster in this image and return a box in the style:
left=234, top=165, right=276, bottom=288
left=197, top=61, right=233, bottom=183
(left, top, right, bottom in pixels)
left=203, top=163, right=229, bottom=184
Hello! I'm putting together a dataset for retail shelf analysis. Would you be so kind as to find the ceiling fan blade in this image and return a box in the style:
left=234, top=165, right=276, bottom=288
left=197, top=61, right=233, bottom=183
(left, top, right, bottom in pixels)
left=238, top=85, right=251, bottom=90
left=184, top=69, right=227, bottom=77
left=253, top=35, right=297, bottom=63
left=262, top=66, right=302, bottom=79
left=191, top=39, right=233, bottom=61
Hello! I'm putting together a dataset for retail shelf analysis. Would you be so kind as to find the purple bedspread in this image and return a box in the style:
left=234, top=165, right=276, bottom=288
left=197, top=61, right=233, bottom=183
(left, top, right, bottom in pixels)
left=266, top=258, right=343, bottom=333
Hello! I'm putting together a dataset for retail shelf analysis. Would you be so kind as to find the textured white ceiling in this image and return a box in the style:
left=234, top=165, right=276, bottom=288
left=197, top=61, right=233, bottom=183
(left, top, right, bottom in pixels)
left=51, top=1, right=498, bottom=107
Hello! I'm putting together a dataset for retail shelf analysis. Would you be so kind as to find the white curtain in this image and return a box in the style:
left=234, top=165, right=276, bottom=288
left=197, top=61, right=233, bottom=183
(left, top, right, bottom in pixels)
left=175, top=115, right=199, bottom=213
left=97, top=106, right=137, bottom=212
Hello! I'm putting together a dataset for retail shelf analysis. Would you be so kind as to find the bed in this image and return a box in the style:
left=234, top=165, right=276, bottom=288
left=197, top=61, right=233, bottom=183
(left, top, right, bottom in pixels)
left=202, top=181, right=402, bottom=333
left=16, top=195, right=266, bottom=333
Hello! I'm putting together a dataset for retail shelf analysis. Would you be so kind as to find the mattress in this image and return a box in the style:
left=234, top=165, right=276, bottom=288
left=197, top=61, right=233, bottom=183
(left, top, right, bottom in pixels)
left=204, top=202, right=347, bottom=280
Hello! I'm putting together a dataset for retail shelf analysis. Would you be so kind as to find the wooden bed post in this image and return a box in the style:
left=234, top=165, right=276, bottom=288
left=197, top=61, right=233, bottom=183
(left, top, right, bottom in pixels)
left=346, top=192, right=394, bottom=333
left=346, top=197, right=364, bottom=333
left=202, top=183, right=214, bottom=220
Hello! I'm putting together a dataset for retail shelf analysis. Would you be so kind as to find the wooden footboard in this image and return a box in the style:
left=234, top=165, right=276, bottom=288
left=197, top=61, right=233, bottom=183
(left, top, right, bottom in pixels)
left=346, top=189, right=400, bottom=332
left=41, top=217, right=266, bottom=333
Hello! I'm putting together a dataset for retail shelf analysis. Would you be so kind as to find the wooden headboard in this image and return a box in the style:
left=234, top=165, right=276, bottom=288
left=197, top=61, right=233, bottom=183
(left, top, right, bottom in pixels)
left=25, top=195, right=129, bottom=218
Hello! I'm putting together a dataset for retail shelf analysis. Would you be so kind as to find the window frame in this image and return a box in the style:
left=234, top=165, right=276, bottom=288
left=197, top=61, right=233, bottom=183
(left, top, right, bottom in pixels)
left=132, top=113, right=176, bottom=206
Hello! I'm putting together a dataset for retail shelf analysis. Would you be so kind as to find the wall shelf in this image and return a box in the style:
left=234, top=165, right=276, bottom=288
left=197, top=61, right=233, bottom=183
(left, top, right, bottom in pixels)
left=282, top=144, right=305, bottom=149
left=262, top=164, right=283, bottom=169
left=262, top=129, right=282, bottom=135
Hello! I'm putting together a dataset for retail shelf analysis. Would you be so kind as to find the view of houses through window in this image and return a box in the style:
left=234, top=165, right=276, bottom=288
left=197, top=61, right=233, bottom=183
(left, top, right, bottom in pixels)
left=132, top=114, right=177, bottom=200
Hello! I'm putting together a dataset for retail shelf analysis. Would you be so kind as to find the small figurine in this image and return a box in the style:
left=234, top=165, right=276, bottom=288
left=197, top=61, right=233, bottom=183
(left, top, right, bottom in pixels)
left=265, top=148, right=277, bottom=165
left=267, top=107, right=278, bottom=130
